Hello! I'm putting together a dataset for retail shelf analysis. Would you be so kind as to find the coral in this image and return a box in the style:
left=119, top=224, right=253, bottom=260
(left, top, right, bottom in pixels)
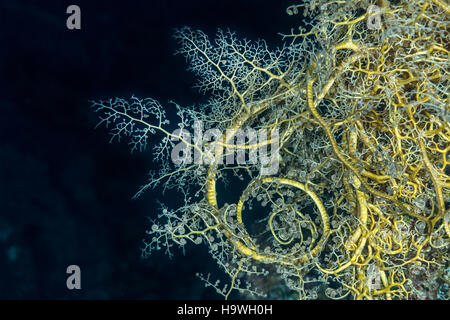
left=92, top=0, right=449, bottom=299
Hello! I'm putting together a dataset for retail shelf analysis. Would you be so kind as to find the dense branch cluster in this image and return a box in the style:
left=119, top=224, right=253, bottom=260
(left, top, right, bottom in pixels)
left=93, top=0, right=449, bottom=299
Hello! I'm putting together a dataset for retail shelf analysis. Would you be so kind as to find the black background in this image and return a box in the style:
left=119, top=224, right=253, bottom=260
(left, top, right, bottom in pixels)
left=0, top=0, right=301, bottom=299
